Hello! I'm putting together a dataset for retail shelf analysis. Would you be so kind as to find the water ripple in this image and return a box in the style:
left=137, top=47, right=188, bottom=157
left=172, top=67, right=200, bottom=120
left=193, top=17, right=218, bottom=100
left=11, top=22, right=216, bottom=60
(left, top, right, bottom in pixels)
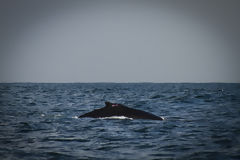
left=0, top=83, right=239, bottom=159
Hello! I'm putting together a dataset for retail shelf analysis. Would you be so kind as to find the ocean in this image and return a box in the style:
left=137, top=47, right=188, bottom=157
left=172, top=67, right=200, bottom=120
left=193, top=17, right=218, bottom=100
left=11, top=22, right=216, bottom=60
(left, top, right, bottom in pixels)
left=0, top=83, right=240, bottom=160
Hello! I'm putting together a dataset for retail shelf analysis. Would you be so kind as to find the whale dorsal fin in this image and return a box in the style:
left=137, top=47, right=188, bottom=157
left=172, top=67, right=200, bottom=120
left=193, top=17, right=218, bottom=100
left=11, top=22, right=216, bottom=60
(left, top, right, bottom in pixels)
left=105, top=101, right=112, bottom=107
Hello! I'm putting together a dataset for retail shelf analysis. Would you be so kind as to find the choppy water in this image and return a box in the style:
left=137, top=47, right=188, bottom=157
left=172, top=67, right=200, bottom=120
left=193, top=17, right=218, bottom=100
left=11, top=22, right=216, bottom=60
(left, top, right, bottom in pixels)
left=0, top=83, right=240, bottom=160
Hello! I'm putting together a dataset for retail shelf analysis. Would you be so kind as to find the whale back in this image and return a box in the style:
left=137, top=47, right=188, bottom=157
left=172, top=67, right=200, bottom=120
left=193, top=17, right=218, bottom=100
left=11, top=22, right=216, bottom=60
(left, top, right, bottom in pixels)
left=79, top=102, right=163, bottom=120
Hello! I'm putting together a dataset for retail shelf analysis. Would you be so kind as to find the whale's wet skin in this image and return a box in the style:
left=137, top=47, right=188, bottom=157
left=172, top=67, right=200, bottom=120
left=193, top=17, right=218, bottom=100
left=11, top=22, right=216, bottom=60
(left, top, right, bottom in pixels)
left=79, top=101, right=164, bottom=120
left=0, top=83, right=240, bottom=159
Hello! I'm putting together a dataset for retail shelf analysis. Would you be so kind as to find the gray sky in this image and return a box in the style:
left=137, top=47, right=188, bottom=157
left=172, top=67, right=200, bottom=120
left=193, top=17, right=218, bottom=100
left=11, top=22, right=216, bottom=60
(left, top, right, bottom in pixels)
left=0, top=0, right=240, bottom=83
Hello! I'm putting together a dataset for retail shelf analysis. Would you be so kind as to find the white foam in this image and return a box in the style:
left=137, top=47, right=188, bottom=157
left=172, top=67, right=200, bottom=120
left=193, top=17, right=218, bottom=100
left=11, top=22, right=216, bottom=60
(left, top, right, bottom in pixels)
left=72, top=116, right=78, bottom=119
left=99, top=116, right=133, bottom=120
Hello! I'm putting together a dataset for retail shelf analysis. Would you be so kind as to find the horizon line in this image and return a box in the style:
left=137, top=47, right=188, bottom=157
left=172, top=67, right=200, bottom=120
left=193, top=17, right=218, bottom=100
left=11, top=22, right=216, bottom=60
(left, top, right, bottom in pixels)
left=0, top=81, right=239, bottom=84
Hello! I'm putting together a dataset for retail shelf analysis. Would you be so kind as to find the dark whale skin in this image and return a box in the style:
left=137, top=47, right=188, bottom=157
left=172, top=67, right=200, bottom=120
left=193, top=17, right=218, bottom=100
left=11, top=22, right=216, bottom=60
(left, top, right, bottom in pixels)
left=79, top=102, right=163, bottom=120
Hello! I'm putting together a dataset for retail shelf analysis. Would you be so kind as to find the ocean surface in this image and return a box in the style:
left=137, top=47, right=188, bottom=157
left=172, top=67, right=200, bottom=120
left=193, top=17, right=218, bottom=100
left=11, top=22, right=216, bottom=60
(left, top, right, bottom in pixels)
left=0, top=83, right=240, bottom=160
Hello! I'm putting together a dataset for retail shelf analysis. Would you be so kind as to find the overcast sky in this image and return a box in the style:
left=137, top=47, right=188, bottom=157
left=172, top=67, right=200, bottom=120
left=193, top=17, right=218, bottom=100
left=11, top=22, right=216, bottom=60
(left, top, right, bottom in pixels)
left=0, top=0, right=240, bottom=83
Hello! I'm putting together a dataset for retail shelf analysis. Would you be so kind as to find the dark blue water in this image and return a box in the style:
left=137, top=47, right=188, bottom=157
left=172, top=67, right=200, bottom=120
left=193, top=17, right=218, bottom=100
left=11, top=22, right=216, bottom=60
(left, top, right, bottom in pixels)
left=0, top=83, right=240, bottom=160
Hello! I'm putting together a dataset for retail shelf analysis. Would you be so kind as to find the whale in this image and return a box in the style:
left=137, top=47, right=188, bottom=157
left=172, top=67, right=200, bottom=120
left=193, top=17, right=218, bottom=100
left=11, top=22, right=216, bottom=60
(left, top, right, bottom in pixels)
left=78, top=102, right=163, bottom=120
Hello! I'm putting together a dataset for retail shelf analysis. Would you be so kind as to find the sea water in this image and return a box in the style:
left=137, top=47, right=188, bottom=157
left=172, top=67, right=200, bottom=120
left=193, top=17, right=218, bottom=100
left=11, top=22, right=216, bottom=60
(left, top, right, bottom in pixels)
left=0, top=83, right=240, bottom=159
